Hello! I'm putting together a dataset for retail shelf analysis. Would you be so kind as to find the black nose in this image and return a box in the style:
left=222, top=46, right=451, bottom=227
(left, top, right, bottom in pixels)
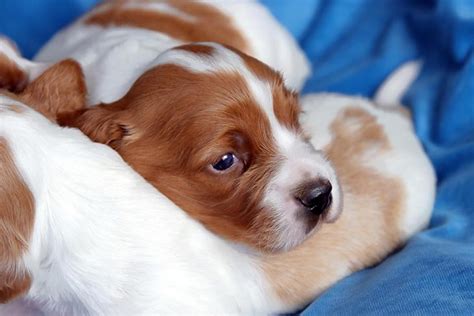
left=295, top=180, right=332, bottom=216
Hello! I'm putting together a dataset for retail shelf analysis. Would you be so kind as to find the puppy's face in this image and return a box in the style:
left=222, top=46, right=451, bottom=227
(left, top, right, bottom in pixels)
left=69, top=44, right=342, bottom=252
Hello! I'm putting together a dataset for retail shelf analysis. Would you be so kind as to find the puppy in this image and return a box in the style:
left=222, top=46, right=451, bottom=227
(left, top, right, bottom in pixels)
left=0, top=62, right=285, bottom=315
left=0, top=40, right=435, bottom=314
left=36, top=0, right=341, bottom=253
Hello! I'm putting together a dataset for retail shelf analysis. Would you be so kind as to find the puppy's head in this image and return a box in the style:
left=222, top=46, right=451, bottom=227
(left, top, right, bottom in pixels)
left=66, top=43, right=342, bottom=253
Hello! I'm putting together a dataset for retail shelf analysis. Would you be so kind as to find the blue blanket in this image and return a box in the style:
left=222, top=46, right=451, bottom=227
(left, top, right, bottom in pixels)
left=1, top=0, right=473, bottom=313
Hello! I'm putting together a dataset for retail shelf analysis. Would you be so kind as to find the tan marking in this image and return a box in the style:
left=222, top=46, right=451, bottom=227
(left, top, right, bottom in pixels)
left=19, top=59, right=87, bottom=122
left=85, top=0, right=250, bottom=54
left=262, top=107, right=405, bottom=307
left=0, top=52, right=27, bottom=93
left=0, top=137, right=34, bottom=303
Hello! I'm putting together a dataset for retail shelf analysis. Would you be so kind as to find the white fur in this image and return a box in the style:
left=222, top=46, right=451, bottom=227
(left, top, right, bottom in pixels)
left=0, top=99, right=282, bottom=315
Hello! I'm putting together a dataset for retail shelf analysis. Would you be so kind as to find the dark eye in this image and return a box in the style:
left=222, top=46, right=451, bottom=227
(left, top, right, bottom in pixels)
left=212, top=153, right=237, bottom=171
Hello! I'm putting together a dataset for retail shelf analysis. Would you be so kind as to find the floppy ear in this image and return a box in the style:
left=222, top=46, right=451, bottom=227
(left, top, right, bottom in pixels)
left=59, top=102, right=131, bottom=149
left=0, top=140, right=34, bottom=303
left=19, top=59, right=87, bottom=122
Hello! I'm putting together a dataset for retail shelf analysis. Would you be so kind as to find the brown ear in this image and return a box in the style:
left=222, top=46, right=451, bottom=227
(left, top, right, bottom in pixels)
left=0, top=51, right=27, bottom=93
left=0, top=138, right=34, bottom=303
left=59, top=103, right=130, bottom=149
left=19, top=59, right=87, bottom=122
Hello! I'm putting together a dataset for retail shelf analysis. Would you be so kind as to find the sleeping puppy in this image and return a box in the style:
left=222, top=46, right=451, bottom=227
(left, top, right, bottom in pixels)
left=36, top=0, right=341, bottom=254
left=0, top=40, right=435, bottom=314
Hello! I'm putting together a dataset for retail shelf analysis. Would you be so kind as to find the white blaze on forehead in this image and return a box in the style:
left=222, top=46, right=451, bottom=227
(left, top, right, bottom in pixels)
left=151, top=42, right=299, bottom=153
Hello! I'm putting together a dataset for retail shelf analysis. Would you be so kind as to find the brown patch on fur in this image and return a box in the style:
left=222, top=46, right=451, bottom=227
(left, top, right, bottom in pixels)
left=19, top=59, right=87, bottom=122
left=0, top=52, right=27, bottom=93
left=175, top=43, right=214, bottom=56
left=0, top=138, right=34, bottom=303
left=85, top=0, right=250, bottom=54
left=63, top=64, right=293, bottom=251
left=262, top=107, right=405, bottom=307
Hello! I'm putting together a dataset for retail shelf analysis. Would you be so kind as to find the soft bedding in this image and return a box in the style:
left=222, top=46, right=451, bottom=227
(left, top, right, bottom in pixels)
left=1, top=0, right=473, bottom=314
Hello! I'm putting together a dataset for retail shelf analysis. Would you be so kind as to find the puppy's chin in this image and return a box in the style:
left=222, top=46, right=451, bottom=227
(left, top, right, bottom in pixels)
left=255, top=201, right=343, bottom=254
left=269, top=220, right=323, bottom=254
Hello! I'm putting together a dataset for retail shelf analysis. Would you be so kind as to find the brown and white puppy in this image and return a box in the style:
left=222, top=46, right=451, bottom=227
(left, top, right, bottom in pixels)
left=0, top=39, right=435, bottom=314
left=35, top=0, right=340, bottom=253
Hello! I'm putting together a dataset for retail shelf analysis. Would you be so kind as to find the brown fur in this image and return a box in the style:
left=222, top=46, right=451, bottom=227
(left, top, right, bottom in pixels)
left=263, top=107, right=405, bottom=306
left=85, top=0, right=250, bottom=54
left=0, top=137, right=35, bottom=303
left=62, top=48, right=304, bottom=251
left=20, top=59, right=87, bottom=122
left=0, top=52, right=27, bottom=93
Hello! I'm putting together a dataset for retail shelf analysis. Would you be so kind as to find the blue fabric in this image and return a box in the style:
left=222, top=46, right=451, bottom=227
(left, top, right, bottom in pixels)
left=1, top=0, right=473, bottom=314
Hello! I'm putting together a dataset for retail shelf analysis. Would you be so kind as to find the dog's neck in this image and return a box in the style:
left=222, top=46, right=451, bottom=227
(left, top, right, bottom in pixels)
left=1, top=102, right=277, bottom=314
